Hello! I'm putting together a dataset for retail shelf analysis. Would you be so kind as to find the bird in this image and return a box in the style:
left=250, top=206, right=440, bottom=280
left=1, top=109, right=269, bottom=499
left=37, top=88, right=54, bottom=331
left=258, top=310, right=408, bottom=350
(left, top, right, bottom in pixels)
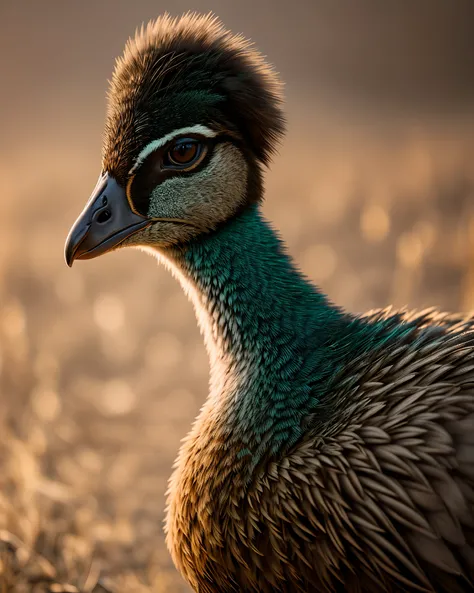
left=64, top=12, right=474, bottom=593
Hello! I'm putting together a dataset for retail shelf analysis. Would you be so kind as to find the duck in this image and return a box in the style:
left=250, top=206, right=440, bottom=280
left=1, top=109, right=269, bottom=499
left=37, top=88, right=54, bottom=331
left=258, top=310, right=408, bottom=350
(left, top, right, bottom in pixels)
left=64, top=12, right=474, bottom=593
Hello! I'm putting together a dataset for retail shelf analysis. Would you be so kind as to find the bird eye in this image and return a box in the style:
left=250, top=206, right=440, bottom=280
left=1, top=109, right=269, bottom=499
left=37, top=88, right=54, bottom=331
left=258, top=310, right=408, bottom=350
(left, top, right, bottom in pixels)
left=165, top=138, right=202, bottom=167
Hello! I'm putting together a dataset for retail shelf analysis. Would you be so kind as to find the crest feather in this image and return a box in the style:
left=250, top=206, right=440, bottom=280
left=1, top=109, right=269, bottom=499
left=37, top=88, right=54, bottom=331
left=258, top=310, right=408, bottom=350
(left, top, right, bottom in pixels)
left=103, top=12, right=285, bottom=181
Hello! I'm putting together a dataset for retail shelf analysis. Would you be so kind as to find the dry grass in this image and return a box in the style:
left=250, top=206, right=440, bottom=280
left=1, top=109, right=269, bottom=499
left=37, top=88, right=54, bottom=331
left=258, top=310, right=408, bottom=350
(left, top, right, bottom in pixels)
left=0, top=313, right=192, bottom=592
left=1, top=110, right=474, bottom=591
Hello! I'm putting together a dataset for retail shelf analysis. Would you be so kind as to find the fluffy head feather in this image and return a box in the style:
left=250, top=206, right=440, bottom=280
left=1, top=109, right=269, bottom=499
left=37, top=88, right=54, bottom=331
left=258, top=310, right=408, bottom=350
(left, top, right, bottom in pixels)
left=103, top=12, right=285, bottom=184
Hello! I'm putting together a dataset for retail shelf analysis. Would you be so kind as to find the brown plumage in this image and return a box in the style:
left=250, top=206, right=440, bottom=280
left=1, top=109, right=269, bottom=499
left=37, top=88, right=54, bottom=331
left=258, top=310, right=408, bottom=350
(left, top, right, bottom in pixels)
left=167, top=306, right=474, bottom=592
left=64, top=12, right=474, bottom=593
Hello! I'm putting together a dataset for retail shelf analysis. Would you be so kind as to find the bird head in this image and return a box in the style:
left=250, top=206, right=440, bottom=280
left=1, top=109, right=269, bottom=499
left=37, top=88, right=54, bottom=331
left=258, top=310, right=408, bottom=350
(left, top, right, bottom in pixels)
left=65, top=12, right=285, bottom=266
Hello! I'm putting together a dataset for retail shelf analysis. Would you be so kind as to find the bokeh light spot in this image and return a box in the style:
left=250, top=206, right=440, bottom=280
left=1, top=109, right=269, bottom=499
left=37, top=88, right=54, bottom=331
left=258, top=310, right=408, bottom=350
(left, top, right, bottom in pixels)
left=100, top=379, right=136, bottom=416
left=2, top=301, right=26, bottom=338
left=31, top=387, right=61, bottom=422
left=360, top=203, right=390, bottom=243
left=93, top=294, right=125, bottom=333
left=397, top=233, right=424, bottom=269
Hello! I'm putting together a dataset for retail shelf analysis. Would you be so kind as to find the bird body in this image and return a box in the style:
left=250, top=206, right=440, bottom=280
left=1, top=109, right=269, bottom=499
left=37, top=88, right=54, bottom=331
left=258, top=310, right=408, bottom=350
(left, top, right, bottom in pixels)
left=162, top=205, right=474, bottom=593
left=65, top=13, right=474, bottom=592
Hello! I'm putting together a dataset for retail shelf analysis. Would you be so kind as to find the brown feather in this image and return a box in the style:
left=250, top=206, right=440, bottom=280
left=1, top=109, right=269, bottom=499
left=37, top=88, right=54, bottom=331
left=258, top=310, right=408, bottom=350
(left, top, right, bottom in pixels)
left=165, top=308, right=474, bottom=592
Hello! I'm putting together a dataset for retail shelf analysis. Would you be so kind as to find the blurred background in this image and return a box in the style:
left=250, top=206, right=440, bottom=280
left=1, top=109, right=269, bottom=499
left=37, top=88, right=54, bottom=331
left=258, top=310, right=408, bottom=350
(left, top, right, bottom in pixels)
left=1, top=1, right=474, bottom=591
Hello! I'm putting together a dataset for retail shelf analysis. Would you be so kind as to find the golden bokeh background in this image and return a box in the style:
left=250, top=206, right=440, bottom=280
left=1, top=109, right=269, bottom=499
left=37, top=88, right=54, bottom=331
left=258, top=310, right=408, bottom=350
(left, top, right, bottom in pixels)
left=1, top=1, right=474, bottom=591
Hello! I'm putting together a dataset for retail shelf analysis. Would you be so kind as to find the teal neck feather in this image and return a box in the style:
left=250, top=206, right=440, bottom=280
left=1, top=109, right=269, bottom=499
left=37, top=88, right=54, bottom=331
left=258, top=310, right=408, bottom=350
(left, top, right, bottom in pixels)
left=152, top=204, right=420, bottom=473
left=158, top=204, right=356, bottom=463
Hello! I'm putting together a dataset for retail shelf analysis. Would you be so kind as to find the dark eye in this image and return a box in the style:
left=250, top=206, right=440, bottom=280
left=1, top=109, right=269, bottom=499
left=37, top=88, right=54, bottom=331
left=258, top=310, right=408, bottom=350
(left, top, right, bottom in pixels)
left=165, top=139, right=202, bottom=167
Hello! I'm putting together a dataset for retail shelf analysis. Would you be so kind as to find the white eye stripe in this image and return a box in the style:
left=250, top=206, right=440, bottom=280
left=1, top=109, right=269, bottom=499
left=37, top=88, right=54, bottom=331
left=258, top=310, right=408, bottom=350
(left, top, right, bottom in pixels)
left=130, top=125, right=217, bottom=174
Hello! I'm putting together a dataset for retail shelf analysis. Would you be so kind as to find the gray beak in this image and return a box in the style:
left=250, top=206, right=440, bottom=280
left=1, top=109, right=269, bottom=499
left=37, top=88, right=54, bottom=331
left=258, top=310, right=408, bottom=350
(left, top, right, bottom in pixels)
left=64, top=173, right=150, bottom=266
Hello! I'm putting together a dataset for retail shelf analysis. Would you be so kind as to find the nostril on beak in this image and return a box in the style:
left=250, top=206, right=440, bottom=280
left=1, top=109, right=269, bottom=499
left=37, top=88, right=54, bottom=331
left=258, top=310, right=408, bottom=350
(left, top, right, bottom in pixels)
left=97, top=209, right=112, bottom=224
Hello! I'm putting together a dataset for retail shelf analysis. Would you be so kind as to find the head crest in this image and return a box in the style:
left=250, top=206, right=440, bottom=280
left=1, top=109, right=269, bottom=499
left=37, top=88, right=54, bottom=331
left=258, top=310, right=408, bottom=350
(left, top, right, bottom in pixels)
left=103, top=12, right=285, bottom=182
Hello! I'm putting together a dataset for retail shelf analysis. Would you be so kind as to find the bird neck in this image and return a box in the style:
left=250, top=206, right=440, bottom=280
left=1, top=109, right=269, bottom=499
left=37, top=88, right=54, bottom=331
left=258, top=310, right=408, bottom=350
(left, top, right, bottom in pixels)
left=157, top=204, right=348, bottom=461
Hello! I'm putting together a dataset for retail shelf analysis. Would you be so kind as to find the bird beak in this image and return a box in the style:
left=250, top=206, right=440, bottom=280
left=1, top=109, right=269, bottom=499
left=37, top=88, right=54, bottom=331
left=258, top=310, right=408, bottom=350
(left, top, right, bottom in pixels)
left=65, top=173, right=150, bottom=266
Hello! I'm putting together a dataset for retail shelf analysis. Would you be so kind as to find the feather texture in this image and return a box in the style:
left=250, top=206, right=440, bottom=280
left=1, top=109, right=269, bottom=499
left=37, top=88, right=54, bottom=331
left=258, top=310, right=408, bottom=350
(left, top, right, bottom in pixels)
left=160, top=206, right=474, bottom=592
left=103, top=12, right=285, bottom=184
